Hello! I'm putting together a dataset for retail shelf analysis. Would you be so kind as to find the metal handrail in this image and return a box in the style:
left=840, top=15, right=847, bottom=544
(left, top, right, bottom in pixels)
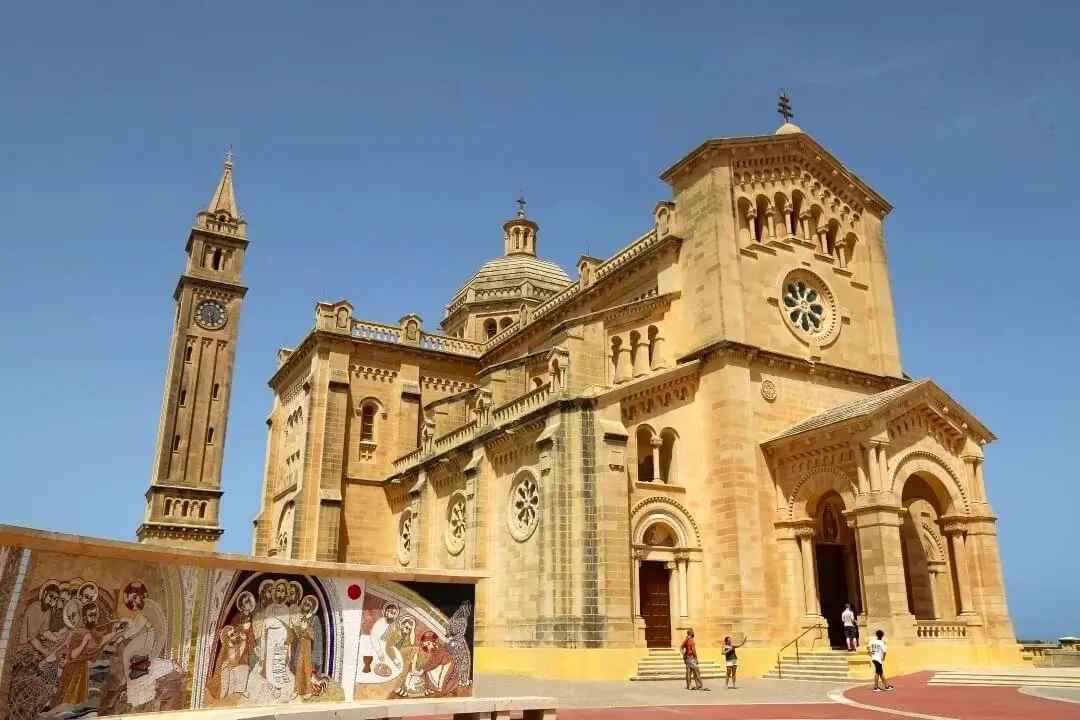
left=775, top=623, right=825, bottom=679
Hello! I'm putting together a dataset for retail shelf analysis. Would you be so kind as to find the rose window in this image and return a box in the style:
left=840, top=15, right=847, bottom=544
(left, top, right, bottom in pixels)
left=445, top=495, right=467, bottom=555
left=783, top=279, right=825, bottom=334
left=508, top=473, right=540, bottom=541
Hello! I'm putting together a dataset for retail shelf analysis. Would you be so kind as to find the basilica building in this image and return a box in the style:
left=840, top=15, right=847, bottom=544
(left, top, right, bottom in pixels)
left=241, top=114, right=1019, bottom=679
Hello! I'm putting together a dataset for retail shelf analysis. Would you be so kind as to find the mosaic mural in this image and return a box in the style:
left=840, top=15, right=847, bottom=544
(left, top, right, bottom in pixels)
left=0, top=546, right=474, bottom=719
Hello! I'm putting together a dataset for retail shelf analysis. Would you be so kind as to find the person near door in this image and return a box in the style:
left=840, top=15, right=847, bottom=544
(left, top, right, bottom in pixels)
left=679, top=629, right=704, bottom=690
left=842, top=603, right=858, bottom=652
left=868, top=629, right=894, bottom=692
left=723, top=634, right=747, bottom=689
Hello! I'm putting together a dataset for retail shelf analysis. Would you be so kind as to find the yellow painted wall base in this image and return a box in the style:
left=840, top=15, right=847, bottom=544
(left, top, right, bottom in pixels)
left=474, top=647, right=643, bottom=682
left=884, top=643, right=1027, bottom=676
left=475, top=643, right=1028, bottom=682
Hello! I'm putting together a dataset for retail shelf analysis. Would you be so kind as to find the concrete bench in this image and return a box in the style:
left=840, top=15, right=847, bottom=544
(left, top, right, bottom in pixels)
left=124, top=697, right=558, bottom=720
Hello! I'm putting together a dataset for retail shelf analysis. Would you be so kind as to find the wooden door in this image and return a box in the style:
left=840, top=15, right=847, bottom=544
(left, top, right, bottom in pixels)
left=639, top=561, right=672, bottom=648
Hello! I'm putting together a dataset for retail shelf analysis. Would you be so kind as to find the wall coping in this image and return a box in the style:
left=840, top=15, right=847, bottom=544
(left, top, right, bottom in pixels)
left=0, top=524, right=487, bottom=584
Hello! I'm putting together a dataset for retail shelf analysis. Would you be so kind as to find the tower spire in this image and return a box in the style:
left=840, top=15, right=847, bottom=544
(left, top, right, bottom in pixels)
left=207, top=150, right=240, bottom=219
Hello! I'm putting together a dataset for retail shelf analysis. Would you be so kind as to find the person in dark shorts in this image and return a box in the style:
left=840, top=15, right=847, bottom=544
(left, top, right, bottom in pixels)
left=842, top=603, right=857, bottom=651
left=868, top=629, right=894, bottom=691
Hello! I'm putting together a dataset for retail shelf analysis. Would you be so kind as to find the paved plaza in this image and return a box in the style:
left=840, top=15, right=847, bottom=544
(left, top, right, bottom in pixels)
left=465, top=671, right=1080, bottom=719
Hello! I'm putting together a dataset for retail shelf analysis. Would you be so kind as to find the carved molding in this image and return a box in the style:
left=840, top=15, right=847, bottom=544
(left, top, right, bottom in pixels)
left=629, top=496, right=701, bottom=547
left=787, top=466, right=857, bottom=520
left=888, top=449, right=969, bottom=514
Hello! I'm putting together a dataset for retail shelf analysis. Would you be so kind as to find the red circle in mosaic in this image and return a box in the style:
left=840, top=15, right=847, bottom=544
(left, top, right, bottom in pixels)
left=347, top=584, right=362, bottom=600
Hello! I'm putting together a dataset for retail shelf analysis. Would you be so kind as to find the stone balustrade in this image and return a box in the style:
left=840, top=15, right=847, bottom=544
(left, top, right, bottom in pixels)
left=492, top=382, right=554, bottom=424
left=350, top=320, right=484, bottom=357
left=392, top=383, right=555, bottom=474
left=915, top=621, right=968, bottom=639
left=352, top=320, right=402, bottom=343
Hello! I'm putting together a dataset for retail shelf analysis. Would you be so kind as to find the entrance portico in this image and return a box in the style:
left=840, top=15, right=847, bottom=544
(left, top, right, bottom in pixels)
left=763, top=379, right=1014, bottom=649
left=630, top=500, right=701, bottom=648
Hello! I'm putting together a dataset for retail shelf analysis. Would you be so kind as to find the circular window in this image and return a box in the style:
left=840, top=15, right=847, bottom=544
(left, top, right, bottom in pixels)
left=507, top=472, right=541, bottom=542
left=397, top=511, right=413, bottom=566
left=445, top=493, right=467, bottom=555
left=778, top=269, right=840, bottom=345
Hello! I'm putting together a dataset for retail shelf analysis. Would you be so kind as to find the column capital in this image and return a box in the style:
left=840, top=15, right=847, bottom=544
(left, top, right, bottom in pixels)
left=650, top=436, right=663, bottom=448
left=632, top=548, right=645, bottom=561
left=940, top=517, right=969, bottom=536
left=664, top=561, right=678, bottom=571
left=793, top=523, right=817, bottom=540
left=674, top=550, right=690, bottom=562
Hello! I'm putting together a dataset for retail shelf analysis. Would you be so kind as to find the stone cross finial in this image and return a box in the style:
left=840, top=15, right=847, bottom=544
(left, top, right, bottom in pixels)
left=516, top=193, right=527, bottom=218
left=225, top=147, right=234, bottom=166
left=777, top=91, right=794, bottom=124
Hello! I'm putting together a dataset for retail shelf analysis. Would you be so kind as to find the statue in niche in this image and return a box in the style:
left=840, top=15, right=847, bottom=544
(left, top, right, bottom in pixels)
left=821, top=503, right=839, bottom=543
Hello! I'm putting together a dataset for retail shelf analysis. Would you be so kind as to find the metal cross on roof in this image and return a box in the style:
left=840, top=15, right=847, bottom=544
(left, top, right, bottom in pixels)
left=777, top=91, right=794, bottom=124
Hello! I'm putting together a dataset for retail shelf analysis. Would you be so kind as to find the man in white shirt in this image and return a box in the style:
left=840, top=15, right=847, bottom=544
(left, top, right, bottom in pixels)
left=867, top=629, right=894, bottom=691
left=841, top=603, right=857, bottom=652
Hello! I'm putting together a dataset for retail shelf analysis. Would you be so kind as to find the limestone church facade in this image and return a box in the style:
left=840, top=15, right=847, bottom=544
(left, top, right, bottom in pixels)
left=247, top=118, right=1019, bottom=677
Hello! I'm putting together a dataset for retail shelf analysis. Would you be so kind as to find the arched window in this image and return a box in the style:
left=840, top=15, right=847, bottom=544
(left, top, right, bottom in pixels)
left=532, top=377, right=544, bottom=389
left=211, top=248, right=223, bottom=270
left=360, top=402, right=377, bottom=442
left=483, top=319, right=498, bottom=339
left=499, top=317, right=513, bottom=330
left=164, top=499, right=173, bottom=516
left=181, top=501, right=190, bottom=517
left=636, top=426, right=655, bottom=483
left=659, top=428, right=678, bottom=484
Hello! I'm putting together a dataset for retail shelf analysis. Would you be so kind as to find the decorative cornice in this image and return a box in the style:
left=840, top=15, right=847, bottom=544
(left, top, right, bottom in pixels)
left=658, top=133, right=891, bottom=217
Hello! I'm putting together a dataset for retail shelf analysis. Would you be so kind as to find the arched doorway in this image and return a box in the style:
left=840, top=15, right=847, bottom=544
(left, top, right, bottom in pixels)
left=630, top=500, right=700, bottom=650
left=899, top=473, right=954, bottom=620
left=812, top=492, right=862, bottom=648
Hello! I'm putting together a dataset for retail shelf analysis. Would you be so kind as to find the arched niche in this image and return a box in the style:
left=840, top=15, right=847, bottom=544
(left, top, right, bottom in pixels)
left=787, top=467, right=857, bottom=521
left=630, top=497, right=700, bottom=548
left=889, top=450, right=968, bottom=516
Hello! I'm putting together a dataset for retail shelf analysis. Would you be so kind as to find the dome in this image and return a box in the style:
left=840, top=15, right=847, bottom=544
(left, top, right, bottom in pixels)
left=776, top=122, right=803, bottom=135
left=454, top=255, right=573, bottom=299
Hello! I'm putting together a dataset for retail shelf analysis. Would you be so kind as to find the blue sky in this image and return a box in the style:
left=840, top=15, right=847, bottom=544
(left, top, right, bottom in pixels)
left=1, top=2, right=1076, bottom=640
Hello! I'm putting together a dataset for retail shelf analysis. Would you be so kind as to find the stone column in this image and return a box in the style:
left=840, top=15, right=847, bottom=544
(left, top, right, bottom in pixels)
left=973, top=460, right=986, bottom=504
left=856, top=445, right=870, bottom=495
left=945, top=523, right=975, bottom=616
left=798, top=211, right=811, bottom=240
left=927, top=562, right=946, bottom=620
left=631, top=549, right=643, bottom=618
left=676, top=553, right=690, bottom=618
left=865, top=443, right=881, bottom=492
left=649, top=335, right=670, bottom=371
left=631, top=336, right=649, bottom=378
left=651, top=436, right=663, bottom=483
left=816, top=227, right=828, bottom=254
left=783, top=209, right=794, bottom=238
left=876, top=444, right=890, bottom=492
left=745, top=208, right=758, bottom=243
left=852, top=507, right=915, bottom=639
left=613, top=345, right=632, bottom=384
left=796, top=526, right=819, bottom=617
left=764, top=203, right=776, bottom=240
left=687, top=559, right=702, bottom=621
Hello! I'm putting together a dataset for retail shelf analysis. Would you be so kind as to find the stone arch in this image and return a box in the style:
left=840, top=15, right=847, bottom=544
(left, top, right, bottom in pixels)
left=630, top=496, right=701, bottom=547
left=919, top=520, right=947, bottom=563
left=889, top=450, right=969, bottom=515
left=787, top=467, right=857, bottom=521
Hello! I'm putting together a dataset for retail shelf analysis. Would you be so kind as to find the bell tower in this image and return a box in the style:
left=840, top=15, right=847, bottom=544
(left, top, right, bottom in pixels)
left=137, top=153, right=249, bottom=550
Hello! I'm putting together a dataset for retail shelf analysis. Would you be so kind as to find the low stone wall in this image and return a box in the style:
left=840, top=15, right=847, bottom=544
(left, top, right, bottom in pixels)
left=0, top=526, right=482, bottom=720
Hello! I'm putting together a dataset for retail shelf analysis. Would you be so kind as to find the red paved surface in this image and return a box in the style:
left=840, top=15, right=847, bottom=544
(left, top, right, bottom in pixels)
left=843, top=671, right=1079, bottom=719
left=413, top=673, right=1080, bottom=719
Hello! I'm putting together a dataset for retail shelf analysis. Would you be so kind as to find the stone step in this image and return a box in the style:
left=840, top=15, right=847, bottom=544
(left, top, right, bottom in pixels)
left=631, top=672, right=727, bottom=681
left=929, top=674, right=1080, bottom=688
left=764, top=673, right=856, bottom=683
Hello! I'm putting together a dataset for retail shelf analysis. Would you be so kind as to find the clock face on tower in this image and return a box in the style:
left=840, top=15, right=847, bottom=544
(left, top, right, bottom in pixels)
left=194, top=299, right=228, bottom=330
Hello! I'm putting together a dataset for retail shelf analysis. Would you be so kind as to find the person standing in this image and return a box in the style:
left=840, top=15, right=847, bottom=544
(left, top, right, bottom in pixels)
left=867, top=629, right=894, bottom=692
left=842, top=603, right=857, bottom=652
left=679, top=629, right=704, bottom=690
left=723, top=634, right=747, bottom=689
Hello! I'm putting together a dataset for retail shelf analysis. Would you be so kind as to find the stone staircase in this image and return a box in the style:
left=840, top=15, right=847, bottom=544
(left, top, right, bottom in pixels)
left=763, top=650, right=856, bottom=683
left=929, top=667, right=1080, bottom=688
left=630, top=648, right=727, bottom=681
